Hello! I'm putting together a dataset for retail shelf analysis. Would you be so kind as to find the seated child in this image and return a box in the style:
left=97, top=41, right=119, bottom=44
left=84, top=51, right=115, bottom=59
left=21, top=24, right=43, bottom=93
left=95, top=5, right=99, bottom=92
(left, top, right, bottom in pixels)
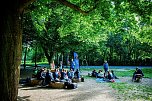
left=96, top=70, right=104, bottom=78
left=91, top=69, right=97, bottom=77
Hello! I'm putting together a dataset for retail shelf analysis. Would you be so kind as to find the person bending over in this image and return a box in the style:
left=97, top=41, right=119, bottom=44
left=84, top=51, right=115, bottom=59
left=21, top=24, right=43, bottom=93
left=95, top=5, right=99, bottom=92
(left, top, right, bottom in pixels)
left=132, top=67, right=144, bottom=82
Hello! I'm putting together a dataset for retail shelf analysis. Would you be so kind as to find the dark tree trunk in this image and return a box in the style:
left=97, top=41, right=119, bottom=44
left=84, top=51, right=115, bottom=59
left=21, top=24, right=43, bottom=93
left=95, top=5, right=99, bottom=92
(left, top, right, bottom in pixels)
left=43, top=47, right=55, bottom=66
left=23, top=46, right=28, bottom=69
left=0, top=6, right=22, bottom=101
left=57, top=53, right=60, bottom=66
left=109, top=47, right=113, bottom=64
left=66, top=53, right=70, bottom=67
left=34, top=46, right=37, bottom=67
left=0, top=0, right=92, bottom=101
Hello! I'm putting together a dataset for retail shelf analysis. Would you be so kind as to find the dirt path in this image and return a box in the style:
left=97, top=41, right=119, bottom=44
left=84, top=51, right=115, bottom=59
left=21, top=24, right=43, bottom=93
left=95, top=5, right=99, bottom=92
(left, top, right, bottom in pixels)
left=18, top=78, right=116, bottom=101
left=18, top=69, right=152, bottom=101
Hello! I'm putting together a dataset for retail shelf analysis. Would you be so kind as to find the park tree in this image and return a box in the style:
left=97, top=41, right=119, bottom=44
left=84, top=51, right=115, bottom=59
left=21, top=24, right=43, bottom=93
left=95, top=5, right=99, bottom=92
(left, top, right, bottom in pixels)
left=0, top=0, right=151, bottom=100
left=0, top=0, right=99, bottom=100
left=0, top=0, right=35, bottom=100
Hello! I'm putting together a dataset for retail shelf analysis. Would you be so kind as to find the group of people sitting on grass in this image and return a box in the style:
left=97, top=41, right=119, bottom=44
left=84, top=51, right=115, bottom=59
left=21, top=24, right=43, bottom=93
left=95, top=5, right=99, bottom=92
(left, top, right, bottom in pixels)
left=91, top=69, right=119, bottom=82
left=90, top=61, right=119, bottom=82
left=32, top=67, right=80, bottom=86
left=91, top=60, right=145, bottom=82
left=91, top=68, right=144, bottom=82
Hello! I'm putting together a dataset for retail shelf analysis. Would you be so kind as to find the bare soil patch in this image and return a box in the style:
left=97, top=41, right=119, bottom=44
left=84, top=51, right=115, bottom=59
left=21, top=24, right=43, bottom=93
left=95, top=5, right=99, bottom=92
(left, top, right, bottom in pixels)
left=18, top=78, right=116, bottom=101
left=18, top=69, right=152, bottom=101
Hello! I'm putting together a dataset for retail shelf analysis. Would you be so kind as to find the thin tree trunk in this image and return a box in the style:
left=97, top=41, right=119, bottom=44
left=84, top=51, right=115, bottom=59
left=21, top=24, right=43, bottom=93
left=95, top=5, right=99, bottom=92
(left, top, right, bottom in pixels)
left=66, top=53, right=69, bottom=67
left=23, top=45, right=27, bottom=69
left=57, top=53, right=60, bottom=66
left=34, top=46, right=37, bottom=67
left=61, top=53, right=64, bottom=64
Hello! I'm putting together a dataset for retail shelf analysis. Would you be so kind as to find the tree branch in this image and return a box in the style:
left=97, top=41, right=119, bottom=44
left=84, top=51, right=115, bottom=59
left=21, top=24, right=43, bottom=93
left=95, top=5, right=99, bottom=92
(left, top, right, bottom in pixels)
left=21, top=0, right=99, bottom=14
left=19, top=0, right=36, bottom=12
left=57, top=0, right=99, bottom=15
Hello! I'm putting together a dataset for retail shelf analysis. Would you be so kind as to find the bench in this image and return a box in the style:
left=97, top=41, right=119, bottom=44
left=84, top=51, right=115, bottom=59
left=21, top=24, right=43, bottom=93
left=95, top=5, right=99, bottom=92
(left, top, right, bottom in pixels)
left=49, top=82, right=65, bottom=89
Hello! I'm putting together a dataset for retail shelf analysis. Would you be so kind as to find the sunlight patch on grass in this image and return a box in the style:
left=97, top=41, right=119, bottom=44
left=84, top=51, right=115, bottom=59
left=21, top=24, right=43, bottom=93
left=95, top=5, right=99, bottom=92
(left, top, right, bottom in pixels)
left=109, top=82, right=152, bottom=101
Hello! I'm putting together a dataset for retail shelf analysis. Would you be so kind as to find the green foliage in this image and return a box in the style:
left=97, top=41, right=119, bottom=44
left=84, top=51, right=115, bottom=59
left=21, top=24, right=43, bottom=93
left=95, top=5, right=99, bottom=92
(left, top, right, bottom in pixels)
left=142, top=68, right=152, bottom=78
left=114, top=70, right=134, bottom=77
left=22, top=0, right=152, bottom=65
left=80, top=67, right=100, bottom=72
left=109, top=83, right=152, bottom=101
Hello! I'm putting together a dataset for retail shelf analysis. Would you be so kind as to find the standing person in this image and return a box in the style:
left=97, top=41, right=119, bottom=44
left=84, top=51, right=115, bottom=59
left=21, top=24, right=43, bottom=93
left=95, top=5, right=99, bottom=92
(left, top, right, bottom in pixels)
left=74, top=55, right=80, bottom=71
left=59, top=61, right=63, bottom=72
left=103, top=61, right=109, bottom=72
left=70, top=58, right=75, bottom=71
left=51, top=60, right=55, bottom=69
left=103, top=61, right=109, bottom=77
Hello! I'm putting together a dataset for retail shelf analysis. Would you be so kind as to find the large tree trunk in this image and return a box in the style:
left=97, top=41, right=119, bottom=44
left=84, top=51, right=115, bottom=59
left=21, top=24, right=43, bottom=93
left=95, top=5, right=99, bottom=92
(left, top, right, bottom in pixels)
left=0, top=3, right=22, bottom=101
left=43, top=47, right=55, bottom=66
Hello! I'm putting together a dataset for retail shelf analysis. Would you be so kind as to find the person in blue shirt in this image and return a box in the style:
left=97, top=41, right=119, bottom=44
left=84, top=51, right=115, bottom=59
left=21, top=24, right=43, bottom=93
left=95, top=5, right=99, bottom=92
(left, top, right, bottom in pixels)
left=68, top=69, right=74, bottom=79
left=103, top=61, right=109, bottom=77
left=70, top=58, right=75, bottom=71
left=103, top=61, right=109, bottom=73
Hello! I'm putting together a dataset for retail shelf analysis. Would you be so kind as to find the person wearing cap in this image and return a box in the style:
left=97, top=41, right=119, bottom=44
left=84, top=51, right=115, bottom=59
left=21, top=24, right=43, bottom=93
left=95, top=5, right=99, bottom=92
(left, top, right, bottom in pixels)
left=132, top=67, right=144, bottom=82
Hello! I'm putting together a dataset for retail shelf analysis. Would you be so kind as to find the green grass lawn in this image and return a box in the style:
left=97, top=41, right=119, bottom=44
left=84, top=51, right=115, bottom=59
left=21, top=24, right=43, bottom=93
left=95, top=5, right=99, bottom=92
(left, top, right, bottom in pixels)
left=108, top=68, right=152, bottom=101
left=109, top=82, right=152, bottom=101
left=81, top=68, right=152, bottom=78
left=114, top=68, right=152, bottom=78
left=81, top=68, right=152, bottom=101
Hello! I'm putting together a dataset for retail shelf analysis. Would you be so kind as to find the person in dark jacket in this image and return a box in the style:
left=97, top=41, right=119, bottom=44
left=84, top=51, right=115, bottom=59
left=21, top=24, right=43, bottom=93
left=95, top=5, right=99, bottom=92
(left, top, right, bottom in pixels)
left=91, top=69, right=97, bottom=77
left=132, top=67, right=144, bottom=82
left=45, top=69, right=54, bottom=85
left=74, top=69, right=80, bottom=79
